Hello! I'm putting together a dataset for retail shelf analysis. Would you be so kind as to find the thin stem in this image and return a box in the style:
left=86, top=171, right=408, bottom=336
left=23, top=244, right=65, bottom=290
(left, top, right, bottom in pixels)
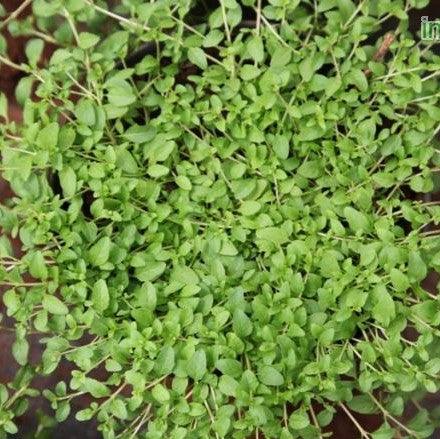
left=220, top=0, right=231, bottom=43
left=368, top=393, right=418, bottom=438
left=310, top=405, right=323, bottom=438
left=255, top=0, right=262, bottom=35
left=0, top=0, right=32, bottom=31
left=0, top=54, right=28, bottom=73
left=338, top=403, right=371, bottom=439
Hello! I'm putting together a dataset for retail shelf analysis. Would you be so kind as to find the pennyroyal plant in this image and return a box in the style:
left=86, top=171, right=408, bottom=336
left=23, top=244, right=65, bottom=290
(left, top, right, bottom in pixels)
left=1, top=0, right=440, bottom=438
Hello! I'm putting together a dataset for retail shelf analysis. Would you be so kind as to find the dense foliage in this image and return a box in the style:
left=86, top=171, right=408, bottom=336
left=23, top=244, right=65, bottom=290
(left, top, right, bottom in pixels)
left=1, top=0, right=440, bottom=437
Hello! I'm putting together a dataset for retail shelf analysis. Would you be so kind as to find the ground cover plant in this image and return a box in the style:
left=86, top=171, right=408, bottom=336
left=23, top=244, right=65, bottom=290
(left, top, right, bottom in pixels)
left=1, top=0, right=440, bottom=437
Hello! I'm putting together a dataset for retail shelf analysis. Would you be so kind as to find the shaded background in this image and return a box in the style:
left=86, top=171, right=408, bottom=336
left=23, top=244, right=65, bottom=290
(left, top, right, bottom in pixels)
left=1, top=0, right=440, bottom=437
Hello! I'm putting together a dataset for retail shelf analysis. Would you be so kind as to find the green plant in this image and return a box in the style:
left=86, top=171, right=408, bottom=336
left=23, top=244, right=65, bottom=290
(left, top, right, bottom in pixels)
left=1, top=0, right=440, bottom=437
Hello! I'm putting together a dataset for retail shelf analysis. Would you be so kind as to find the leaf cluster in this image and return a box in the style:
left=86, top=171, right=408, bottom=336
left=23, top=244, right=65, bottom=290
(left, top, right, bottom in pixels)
left=1, top=0, right=440, bottom=438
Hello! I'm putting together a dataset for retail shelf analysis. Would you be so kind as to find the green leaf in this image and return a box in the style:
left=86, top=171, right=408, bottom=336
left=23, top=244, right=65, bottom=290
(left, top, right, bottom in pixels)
left=92, top=279, right=110, bottom=312
left=389, top=268, right=409, bottom=292
left=215, top=359, right=242, bottom=378
left=408, top=252, right=427, bottom=282
left=25, top=38, right=44, bottom=66
left=319, top=327, right=335, bottom=346
left=348, top=395, right=377, bottom=414
left=135, top=261, right=166, bottom=282
left=3, top=290, right=20, bottom=315
left=78, top=32, right=100, bottom=49
left=186, top=349, right=207, bottom=381
left=3, top=421, right=18, bottom=435
left=83, top=378, right=110, bottom=398
left=297, top=160, right=321, bottom=178
left=74, top=99, right=96, bottom=126
left=111, top=399, right=128, bottom=420
left=372, top=286, right=395, bottom=327
left=203, top=30, right=224, bottom=48
left=115, top=148, right=139, bottom=173
left=273, top=134, right=289, bottom=159
left=59, top=166, right=77, bottom=198
left=155, top=346, right=175, bottom=375
left=359, top=244, right=376, bottom=266
left=12, top=337, right=29, bottom=366
left=107, top=79, right=136, bottom=107
left=56, top=401, right=71, bottom=422
left=36, top=122, right=59, bottom=149
left=42, top=295, right=68, bottom=315
left=256, top=227, right=289, bottom=245
left=219, top=375, right=239, bottom=396
left=88, top=237, right=111, bottom=267
left=148, top=164, right=169, bottom=178
left=239, top=200, right=261, bottom=216
left=289, top=409, right=310, bottom=430
left=152, top=384, right=170, bottom=402
left=371, top=423, right=395, bottom=439
left=258, top=365, right=284, bottom=386
left=298, top=126, right=325, bottom=142
left=347, top=69, right=368, bottom=92
left=15, top=76, right=34, bottom=106
left=232, top=309, right=253, bottom=338
left=0, top=92, right=7, bottom=120
left=188, top=47, right=208, bottom=69
left=247, top=36, right=264, bottom=63
left=344, top=207, right=370, bottom=234
left=240, top=64, right=260, bottom=81
left=175, top=175, right=192, bottom=190
left=29, top=251, right=48, bottom=279
left=122, top=125, right=156, bottom=143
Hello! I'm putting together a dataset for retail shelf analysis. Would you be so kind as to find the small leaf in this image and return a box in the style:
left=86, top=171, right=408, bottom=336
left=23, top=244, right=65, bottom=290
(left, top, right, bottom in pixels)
left=88, top=237, right=111, bottom=267
left=155, top=345, right=175, bottom=375
left=215, top=359, right=242, bottom=378
left=91, top=279, right=110, bottom=312
left=372, top=286, right=395, bottom=327
left=148, top=164, right=169, bottom=178
left=344, top=206, right=370, bottom=234
left=25, top=38, right=44, bottom=66
left=186, top=349, right=207, bottom=381
left=299, top=57, right=314, bottom=82
left=59, top=166, right=77, bottom=198
left=107, top=79, right=136, bottom=107
left=390, top=268, right=409, bottom=292
left=232, top=310, right=253, bottom=338
left=219, top=375, right=239, bottom=396
left=78, top=32, right=100, bottom=49
left=0, top=92, right=7, bottom=120
left=239, top=200, right=261, bottom=216
left=74, top=99, right=96, bottom=126
left=152, top=383, right=170, bottom=402
left=29, top=251, right=48, bottom=279
left=240, top=64, right=260, bottom=80
left=289, top=409, right=310, bottom=430
left=12, top=337, right=29, bottom=366
left=43, top=295, right=68, bottom=315
left=247, top=35, right=264, bottom=63
left=83, top=378, right=110, bottom=398
left=273, top=134, right=289, bottom=160
left=297, top=160, right=321, bottom=178
left=258, top=365, right=284, bottom=386
left=256, top=227, right=289, bottom=245
left=188, top=47, right=207, bottom=69
left=111, top=399, right=128, bottom=420
left=36, top=122, right=59, bottom=149
left=408, top=252, right=427, bottom=282
left=175, top=175, right=192, bottom=190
